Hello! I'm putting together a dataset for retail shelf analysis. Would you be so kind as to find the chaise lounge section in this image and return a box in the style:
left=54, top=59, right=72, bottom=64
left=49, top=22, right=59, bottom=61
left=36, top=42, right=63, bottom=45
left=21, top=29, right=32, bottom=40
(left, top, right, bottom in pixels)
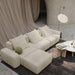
left=0, top=25, right=61, bottom=74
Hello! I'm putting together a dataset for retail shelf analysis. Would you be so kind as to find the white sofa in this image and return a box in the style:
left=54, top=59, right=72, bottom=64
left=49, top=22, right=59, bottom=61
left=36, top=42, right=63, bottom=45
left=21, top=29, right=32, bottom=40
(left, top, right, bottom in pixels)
left=0, top=25, right=61, bottom=74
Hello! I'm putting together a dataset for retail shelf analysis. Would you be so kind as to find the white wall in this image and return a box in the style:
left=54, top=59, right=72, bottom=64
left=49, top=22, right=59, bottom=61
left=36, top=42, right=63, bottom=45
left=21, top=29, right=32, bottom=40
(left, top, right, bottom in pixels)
left=45, top=0, right=75, bottom=25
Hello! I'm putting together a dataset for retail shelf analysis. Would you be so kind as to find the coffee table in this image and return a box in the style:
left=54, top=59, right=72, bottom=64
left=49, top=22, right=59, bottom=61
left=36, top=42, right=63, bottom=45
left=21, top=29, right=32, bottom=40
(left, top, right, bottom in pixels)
left=56, top=40, right=75, bottom=57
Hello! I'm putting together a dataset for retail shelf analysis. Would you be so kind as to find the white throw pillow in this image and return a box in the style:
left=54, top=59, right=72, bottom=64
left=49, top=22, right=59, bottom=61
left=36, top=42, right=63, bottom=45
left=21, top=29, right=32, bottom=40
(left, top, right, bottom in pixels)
left=10, top=35, right=28, bottom=50
left=27, top=29, right=43, bottom=43
left=39, top=28, right=50, bottom=37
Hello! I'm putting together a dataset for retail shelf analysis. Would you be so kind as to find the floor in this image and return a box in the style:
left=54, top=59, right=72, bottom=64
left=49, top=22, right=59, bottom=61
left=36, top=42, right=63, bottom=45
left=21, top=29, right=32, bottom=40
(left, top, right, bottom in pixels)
left=0, top=13, right=75, bottom=75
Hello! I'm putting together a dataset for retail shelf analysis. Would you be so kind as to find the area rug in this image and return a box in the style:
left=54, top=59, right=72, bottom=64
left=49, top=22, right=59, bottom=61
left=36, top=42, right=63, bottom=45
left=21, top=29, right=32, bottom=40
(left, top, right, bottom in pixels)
left=0, top=63, right=18, bottom=75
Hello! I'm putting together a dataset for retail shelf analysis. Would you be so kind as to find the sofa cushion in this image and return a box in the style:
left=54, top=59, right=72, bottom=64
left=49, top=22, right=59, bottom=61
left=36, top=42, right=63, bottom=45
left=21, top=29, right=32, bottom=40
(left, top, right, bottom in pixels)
left=23, top=34, right=29, bottom=43
left=6, top=41, right=13, bottom=50
left=27, top=29, right=43, bottom=43
left=10, top=35, right=28, bottom=50
left=45, top=35, right=60, bottom=47
left=20, top=47, right=37, bottom=56
left=20, top=50, right=52, bottom=74
left=15, top=47, right=23, bottom=54
left=32, top=39, right=51, bottom=51
left=39, top=28, right=50, bottom=37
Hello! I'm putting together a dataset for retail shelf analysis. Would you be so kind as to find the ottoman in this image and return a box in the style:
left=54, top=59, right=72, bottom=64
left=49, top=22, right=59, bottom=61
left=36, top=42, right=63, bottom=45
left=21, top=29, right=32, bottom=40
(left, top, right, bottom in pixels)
left=1, top=48, right=20, bottom=68
left=20, top=50, right=52, bottom=74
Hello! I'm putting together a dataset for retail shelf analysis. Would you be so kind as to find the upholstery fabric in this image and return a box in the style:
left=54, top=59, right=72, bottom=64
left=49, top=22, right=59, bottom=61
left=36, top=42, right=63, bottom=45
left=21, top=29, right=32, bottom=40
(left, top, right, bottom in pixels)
left=23, top=34, right=29, bottom=43
left=10, top=35, right=28, bottom=49
left=20, top=47, right=37, bottom=57
left=39, top=28, right=50, bottom=37
left=33, top=39, right=51, bottom=51
left=21, top=50, right=52, bottom=74
left=39, top=25, right=61, bottom=35
left=0, top=48, right=20, bottom=68
left=6, top=41, right=13, bottom=50
left=27, top=30, right=43, bottom=43
left=46, top=36, right=60, bottom=47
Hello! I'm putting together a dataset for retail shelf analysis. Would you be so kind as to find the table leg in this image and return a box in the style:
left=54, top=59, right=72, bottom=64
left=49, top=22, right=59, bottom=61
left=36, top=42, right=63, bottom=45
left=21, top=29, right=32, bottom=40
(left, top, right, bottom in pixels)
left=62, top=50, right=66, bottom=57
left=72, top=52, right=74, bottom=57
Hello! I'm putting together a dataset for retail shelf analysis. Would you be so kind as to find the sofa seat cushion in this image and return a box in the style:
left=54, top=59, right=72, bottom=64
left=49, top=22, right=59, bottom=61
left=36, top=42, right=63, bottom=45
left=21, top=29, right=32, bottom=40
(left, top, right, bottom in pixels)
left=45, top=35, right=60, bottom=47
left=20, top=47, right=37, bottom=56
left=10, top=35, right=28, bottom=50
left=32, top=39, right=51, bottom=51
left=39, top=28, right=50, bottom=37
left=27, top=29, right=43, bottom=43
left=20, top=50, right=52, bottom=74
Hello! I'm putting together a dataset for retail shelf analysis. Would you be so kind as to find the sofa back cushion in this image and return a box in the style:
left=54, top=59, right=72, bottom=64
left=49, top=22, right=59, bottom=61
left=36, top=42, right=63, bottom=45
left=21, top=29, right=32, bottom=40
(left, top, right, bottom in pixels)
left=27, top=29, right=43, bottom=43
left=39, top=28, right=50, bottom=37
left=10, top=35, right=28, bottom=50
left=41, top=25, right=60, bottom=35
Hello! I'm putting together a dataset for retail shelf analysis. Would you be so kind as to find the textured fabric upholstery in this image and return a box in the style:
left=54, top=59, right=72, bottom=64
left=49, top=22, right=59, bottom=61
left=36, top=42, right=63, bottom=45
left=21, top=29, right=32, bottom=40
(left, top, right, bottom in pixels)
left=1, top=48, right=20, bottom=68
left=20, top=50, right=52, bottom=74
left=27, top=29, right=43, bottom=43
left=45, top=35, right=60, bottom=47
left=32, top=39, right=51, bottom=51
left=23, top=34, right=29, bottom=43
left=39, top=25, right=61, bottom=35
left=10, top=35, right=28, bottom=49
left=20, top=47, right=37, bottom=57
left=6, top=41, right=13, bottom=50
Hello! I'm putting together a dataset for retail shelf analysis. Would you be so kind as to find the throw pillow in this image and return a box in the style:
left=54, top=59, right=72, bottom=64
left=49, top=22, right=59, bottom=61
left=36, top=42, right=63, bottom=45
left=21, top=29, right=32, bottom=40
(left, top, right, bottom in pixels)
left=39, top=28, right=50, bottom=37
left=10, top=35, right=28, bottom=50
left=27, top=29, right=43, bottom=43
left=15, top=47, right=22, bottom=54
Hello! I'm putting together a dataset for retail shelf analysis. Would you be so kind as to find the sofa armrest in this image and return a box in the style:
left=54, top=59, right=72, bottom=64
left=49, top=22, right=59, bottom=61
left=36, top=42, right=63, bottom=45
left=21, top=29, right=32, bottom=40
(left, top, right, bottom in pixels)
left=1, top=48, right=20, bottom=68
left=6, top=41, right=13, bottom=50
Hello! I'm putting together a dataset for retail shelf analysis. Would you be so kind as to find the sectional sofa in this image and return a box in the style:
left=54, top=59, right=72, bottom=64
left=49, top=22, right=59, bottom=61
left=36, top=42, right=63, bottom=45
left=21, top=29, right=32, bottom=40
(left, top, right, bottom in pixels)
left=0, top=25, right=61, bottom=74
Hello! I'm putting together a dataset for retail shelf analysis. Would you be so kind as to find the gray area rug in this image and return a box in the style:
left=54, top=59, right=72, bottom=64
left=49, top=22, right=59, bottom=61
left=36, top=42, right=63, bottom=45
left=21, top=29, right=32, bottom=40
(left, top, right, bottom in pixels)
left=0, top=62, right=18, bottom=75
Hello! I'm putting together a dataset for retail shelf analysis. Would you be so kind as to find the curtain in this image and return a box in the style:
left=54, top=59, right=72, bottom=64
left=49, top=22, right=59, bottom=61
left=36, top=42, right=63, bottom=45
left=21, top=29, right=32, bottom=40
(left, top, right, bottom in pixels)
left=0, top=0, right=40, bottom=48
left=30, top=0, right=40, bottom=21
